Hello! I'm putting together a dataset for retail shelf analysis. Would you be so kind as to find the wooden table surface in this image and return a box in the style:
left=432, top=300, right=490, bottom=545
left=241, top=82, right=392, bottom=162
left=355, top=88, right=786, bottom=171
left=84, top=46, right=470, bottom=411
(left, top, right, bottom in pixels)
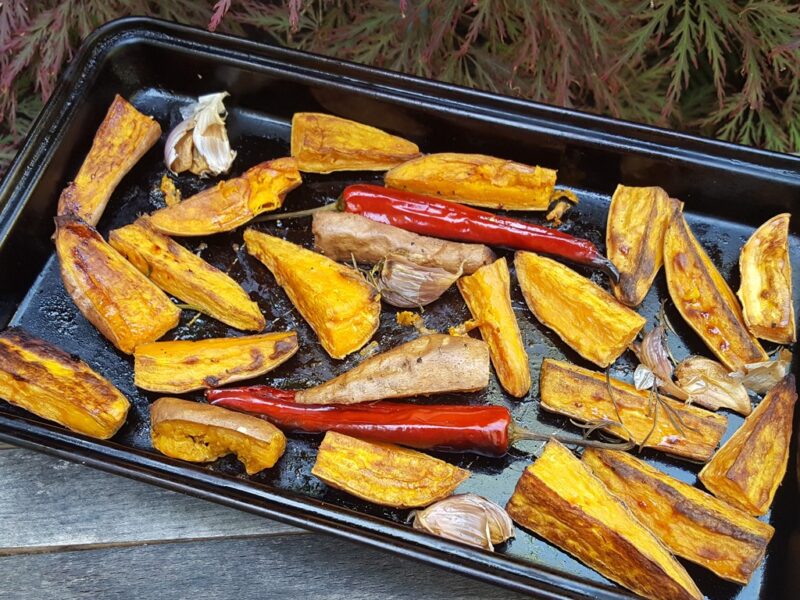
left=0, top=441, right=531, bottom=599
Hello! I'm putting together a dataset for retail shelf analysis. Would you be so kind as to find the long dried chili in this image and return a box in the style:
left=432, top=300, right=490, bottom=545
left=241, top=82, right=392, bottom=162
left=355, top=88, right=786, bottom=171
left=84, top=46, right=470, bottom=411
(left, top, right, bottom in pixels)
left=259, top=184, right=617, bottom=280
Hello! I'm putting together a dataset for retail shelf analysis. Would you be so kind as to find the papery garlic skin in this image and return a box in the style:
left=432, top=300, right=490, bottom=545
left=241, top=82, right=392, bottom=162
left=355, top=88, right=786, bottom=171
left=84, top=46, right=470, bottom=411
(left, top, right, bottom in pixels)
left=164, top=92, right=236, bottom=177
left=736, top=348, right=793, bottom=395
left=675, top=356, right=751, bottom=415
left=412, top=493, right=514, bottom=551
left=378, top=256, right=461, bottom=308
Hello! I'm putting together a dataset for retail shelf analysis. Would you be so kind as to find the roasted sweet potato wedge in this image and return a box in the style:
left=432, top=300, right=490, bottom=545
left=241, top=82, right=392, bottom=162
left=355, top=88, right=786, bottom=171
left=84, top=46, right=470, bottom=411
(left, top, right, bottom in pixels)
left=0, top=328, right=130, bottom=439
left=135, top=332, right=299, bottom=393
left=457, top=258, right=530, bottom=397
left=291, top=113, right=421, bottom=173
left=699, top=375, right=797, bottom=516
left=515, top=251, right=646, bottom=368
left=738, top=213, right=795, bottom=344
left=665, top=212, right=767, bottom=371
left=296, top=334, right=490, bottom=404
left=606, top=185, right=681, bottom=307
left=312, top=211, right=495, bottom=275
left=540, top=359, right=727, bottom=462
left=57, top=95, right=161, bottom=226
left=385, top=153, right=557, bottom=210
left=311, top=431, right=470, bottom=508
left=244, top=228, right=380, bottom=359
left=55, top=216, right=180, bottom=354
left=506, top=440, right=702, bottom=600
left=148, top=158, right=302, bottom=236
left=109, top=219, right=265, bottom=331
left=584, top=449, right=774, bottom=585
left=151, top=397, right=286, bottom=475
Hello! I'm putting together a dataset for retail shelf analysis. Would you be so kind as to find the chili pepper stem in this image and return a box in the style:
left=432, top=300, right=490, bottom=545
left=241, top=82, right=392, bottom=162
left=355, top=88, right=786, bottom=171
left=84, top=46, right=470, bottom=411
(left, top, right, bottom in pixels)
left=251, top=201, right=340, bottom=223
left=508, top=422, right=634, bottom=451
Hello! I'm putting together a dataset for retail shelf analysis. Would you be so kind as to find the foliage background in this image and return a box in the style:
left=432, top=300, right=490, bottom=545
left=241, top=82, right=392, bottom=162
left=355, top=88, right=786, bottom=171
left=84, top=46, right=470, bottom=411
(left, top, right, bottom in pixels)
left=1, top=0, right=799, bottom=176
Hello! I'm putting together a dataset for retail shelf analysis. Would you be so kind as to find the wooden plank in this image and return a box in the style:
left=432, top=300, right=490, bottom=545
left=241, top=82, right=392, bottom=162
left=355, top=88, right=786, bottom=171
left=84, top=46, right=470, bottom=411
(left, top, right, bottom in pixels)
left=0, top=449, right=301, bottom=553
left=0, top=534, right=527, bottom=600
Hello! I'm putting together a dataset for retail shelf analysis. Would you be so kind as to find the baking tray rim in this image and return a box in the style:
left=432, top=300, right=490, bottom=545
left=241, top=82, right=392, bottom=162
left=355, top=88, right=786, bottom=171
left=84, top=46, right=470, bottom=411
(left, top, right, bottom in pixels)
left=0, top=16, right=797, bottom=600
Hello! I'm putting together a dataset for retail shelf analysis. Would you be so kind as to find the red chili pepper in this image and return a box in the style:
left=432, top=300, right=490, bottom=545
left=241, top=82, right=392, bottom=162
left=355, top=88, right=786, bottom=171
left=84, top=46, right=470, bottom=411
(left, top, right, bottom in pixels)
left=259, top=184, right=617, bottom=280
left=207, top=386, right=630, bottom=456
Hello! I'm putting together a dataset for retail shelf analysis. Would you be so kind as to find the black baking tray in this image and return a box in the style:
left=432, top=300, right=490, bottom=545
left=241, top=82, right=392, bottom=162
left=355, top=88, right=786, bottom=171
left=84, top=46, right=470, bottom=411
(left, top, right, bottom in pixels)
left=1, top=17, right=799, bottom=600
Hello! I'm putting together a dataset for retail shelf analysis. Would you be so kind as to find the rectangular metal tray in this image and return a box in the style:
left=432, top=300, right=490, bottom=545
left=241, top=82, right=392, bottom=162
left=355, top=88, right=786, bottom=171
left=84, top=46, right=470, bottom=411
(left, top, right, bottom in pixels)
left=1, top=17, right=799, bottom=599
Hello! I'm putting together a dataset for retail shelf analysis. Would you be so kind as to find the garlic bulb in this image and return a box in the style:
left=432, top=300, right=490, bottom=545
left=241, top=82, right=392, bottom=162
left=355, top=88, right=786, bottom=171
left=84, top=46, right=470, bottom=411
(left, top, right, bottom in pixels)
left=164, top=92, right=236, bottom=177
left=412, top=494, right=515, bottom=551
left=675, top=356, right=751, bottom=415
left=377, top=256, right=461, bottom=308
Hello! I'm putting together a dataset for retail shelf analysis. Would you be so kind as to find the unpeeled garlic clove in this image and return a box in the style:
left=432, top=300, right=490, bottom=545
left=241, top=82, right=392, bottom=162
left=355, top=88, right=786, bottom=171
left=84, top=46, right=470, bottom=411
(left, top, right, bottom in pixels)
left=736, top=348, right=793, bottom=395
left=412, top=493, right=514, bottom=551
left=675, top=356, right=751, bottom=415
left=377, top=256, right=461, bottom=308
left=164, top=92, right=236, bottom=177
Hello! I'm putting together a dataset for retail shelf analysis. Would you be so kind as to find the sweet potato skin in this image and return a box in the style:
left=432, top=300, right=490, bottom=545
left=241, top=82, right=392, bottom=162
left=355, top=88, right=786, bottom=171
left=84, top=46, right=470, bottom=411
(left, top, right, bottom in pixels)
left=55, top=216, right=180, bottom=354
left=606, top=185, right=681, bottom=307
left=291, top=113, right=421, bottom=173
left=664, top=212, right=767, bottom=371
left=311, top=431, right=470, bottom=508
left=296, top=334, right=490, bottom=404
left=151, top=397, right=286, bottom=475
left=109, top=219, right=265, bottom=331
left=515, top=251, right=646, bottom=368
left=244, top=228, right=380, bottom=359
left=312, top=211, right=495, bottom=274
left=57, top=95, right=161, bottom=226
left=457, top=258, right=530, bottom=397
left=699, top=374, right=797, bottom=516
left=385, top=153, right=557, bottom=210
left=0, top=328, right=130, bottom=439
left=506, top=440, right=702, bottom=600
left=148, top=158, right=302, bottom=236
left=738, top=213, right=795, bottom=344
left=540, top=358, right=727, bottom=462
left=584, top=449, right=774, bottom=584
left=135, top=332, right=298, bottom=393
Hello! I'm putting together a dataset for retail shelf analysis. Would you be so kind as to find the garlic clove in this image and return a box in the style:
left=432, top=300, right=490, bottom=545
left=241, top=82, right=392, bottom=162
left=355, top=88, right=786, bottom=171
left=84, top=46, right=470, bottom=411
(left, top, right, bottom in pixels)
left=412, top=493, right=515, bottom=551
left=675, top=355, right=751, bottom=415
left=377, top=256, right=462, bottom=308
left=737, top=348, right=793, bottom=395
left=164, top=92, right=236, bottom=177
left=633, top=364, right=655, bottom=391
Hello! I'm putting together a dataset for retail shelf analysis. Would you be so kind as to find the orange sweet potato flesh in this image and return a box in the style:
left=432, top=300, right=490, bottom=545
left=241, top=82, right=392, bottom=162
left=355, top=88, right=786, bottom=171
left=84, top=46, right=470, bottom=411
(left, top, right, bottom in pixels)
left=540, top=359, right=727, bottom=462
left=244, top=228, right=380, bottom=359
left=699, top=374, right=797, bottom=516
left=109, top=219, right=265, bottom=331
left=738, top=213, right=796, bottom=344
left=457, top=258, right=530, bottom=397
left=506, top=440, right=702, bottom=600
left=148, top=158, right=302, bottom=236
left=291, top=113, right=421, bottom=173
left=584, top=449, right=774, bottom=585
left=664, top=212, right=767, bottom=371
left=311, top=431, right=470, bottom=508
left=515, top=251, right=646, bottom=368
left=134, top=332, right=298, bottom=393
left=0, top=328, right=130, bottom=439
left=57, top=95, right=161, bottom=226
left=385, top=153, right=557, bottom=210
left=55, top=216, right=180, bottom=354
left=151, top=397, right=286, bottom=475
left=606, top=185, right=681, bottom=307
